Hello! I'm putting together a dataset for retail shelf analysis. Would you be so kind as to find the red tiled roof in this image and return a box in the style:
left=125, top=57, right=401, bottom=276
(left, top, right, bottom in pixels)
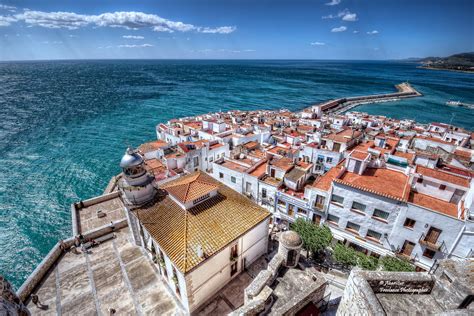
left=162, top=172, right=218, bottom=204
left=335, top=167, right=410, bottom=202
left=249, top=162, right=267, bottom=178
left=408, top=192, right=459, bottom=219
left=312, top=165, right=343, bottom=192
left=271, top=157, right=294, bottom=172
left=416, top=165, right=470, bottom=188
left=350, top=150, right=370, bottom=160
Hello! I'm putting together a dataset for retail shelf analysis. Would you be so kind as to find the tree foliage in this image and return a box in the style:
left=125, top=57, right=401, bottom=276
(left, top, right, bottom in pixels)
left=332, top=243, right=358, bottom=267
left=379, top=256, right=415, bottom=272
left=290, top=218, right=333, bottom=258
left=356, top=252, right=379, bottom=270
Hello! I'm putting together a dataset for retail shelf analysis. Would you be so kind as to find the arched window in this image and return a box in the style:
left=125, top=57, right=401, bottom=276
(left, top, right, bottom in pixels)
left=287, top=249, right=297, bottom=266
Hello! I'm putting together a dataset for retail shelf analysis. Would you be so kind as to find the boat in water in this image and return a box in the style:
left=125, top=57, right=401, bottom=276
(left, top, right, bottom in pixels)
left=446, top=100, right=474, bottom=108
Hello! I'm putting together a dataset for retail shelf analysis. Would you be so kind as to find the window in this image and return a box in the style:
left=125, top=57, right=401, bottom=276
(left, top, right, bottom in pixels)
left=262, top=188, right=267, bottom=198
left=317, top=155, right=324, bottom=163
left=331, top=194, right=344, bottom=206
left=230, top=244, right=238, bottom=259
left=315, top=195, right=325, bottom=209
left=403, top=218, right=416, bottom=229
left=193, top=193, right=210, bottom=205
left=346, top=221, right=360, bottom=233
left=425, top=227, right=442, bottom=244
left=209, top=156, right=214, bottom=162
left=288, top=204, right=295, bottom=216
left=401, top=240, right=415, bottom=256
left=439, top=184, right=446, bottom=190
left=327, top=214, right=339, bottom=224
left=417, top=177, right=423, bottom=183
left=297, top=208, right=307, bottom=215
left=230, top=262, right=238, bottom=276
left=423, top=248, right=436, bottom=259
left=193, top=156, right=199, bottom=167
left=326, top=157, right=333, bottom=163
left=373, top=209, right=389, bottom=221
left=231, top=176, right=236, bottom=183
left=351, top=201, right=366, bottom=212
left=366, top=229, right=382, bottom=241
left=219, top=172, right=224, bottom=179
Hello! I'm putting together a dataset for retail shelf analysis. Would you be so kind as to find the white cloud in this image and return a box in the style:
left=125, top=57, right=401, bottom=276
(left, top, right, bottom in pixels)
left=310, top=41, right=326, bottom=46
left=118, top=43, right=153, bottom=48
left=193, top=48, right=255, bottom=54
left=197, top=26, right=236, bottom=34
left=5, top=9, right=235, bottom=34
left=0, top=4, right=16, bottom=12
left=331, top=26, right=347, bottom=32
left=353, top=30, right=359, bottom=34
left=367, top=30, right=379, bottom=35
left=41, top=40, right=63, bottom=44
left=342, top=13, right=357, bottom=21
left=122, top=35, right=144, bottom=39
left=323, top=9, right=357, bottom=21
left=0, top=15, right=16, bottom=26
left=325, top=0, right=341, bottom=6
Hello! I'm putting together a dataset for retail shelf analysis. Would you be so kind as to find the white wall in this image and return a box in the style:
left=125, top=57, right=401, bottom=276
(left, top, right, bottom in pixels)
left=325, top=183, right=404, bottom=255
left=392, top=203, right=465, bottom=269
left=186, top=218, right=269, bottom=312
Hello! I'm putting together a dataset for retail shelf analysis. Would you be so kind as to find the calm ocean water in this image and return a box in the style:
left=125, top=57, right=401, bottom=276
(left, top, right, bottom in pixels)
left=0, top=60, right=473, bottom=288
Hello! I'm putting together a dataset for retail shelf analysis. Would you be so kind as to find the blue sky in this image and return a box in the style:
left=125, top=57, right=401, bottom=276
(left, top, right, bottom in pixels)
left=0, top=0, right=472, bottom=60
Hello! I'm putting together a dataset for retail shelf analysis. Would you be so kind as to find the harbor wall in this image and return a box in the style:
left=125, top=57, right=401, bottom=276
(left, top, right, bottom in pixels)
left=309, top=82, right=422, bottom=115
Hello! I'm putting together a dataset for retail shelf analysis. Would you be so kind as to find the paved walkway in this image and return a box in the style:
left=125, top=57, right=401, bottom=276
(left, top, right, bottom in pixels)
left=27, top=227, right=181, bottom=316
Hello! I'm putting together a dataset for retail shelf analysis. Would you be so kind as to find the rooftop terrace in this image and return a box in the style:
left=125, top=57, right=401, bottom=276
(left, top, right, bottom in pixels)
left=26, top=227, right=181, bottom=315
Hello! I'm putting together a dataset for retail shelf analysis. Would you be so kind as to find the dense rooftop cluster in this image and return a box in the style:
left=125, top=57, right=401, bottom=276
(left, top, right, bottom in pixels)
left=141, top=105, right=473, bottom=273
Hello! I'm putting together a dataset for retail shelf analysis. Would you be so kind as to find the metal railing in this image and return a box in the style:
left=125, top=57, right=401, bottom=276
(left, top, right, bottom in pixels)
left=419, top=233, right=445, bottom=252
left=395, top=250, right=419, bottom=262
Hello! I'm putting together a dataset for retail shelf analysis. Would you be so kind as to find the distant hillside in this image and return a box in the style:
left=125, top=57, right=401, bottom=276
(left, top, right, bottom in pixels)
left=420, top=52, right=474, bottom=72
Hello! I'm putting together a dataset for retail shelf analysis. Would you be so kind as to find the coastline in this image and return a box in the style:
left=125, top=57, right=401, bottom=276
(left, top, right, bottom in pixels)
left=417, top=65, right=474, bottom=74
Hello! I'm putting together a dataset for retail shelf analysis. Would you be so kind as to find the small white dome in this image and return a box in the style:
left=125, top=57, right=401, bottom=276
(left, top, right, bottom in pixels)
left=120, top=148, right=144, bottom=168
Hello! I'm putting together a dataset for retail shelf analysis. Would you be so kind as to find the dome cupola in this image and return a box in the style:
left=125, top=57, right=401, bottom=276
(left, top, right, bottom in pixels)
left=120, top=148, right=146, bottom=178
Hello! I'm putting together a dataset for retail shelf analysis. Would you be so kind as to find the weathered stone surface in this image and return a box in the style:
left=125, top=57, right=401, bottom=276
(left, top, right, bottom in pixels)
left=336, top=259, right=473, bottom=316
left=0, top=276, right=29, bottom=316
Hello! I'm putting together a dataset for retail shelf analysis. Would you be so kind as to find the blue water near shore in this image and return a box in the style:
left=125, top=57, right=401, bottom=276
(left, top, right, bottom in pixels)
left=0, top=60, right=473, bottom=288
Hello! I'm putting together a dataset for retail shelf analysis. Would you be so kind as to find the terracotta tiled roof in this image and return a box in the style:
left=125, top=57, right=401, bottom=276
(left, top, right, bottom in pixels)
left=350, top=150, right=370, bottom=160
left=324, top=128, right=362, bottom=143
left=393, top=151, right=415, bottom=164
left=334, top=167, right=410, bottom=202
left=138, top=140, right=168, bottom=153
left=249, top=162, right=267, bottom=178
left=416, top=165, right=470, bottom=188
left=134, top=172, right=270, bottom=273
left=408, top=191, right=459, bottom=219
left=271, top=157, right=294, bottom=172
left=312, top=165, right=343, bottom=192
left=162, top=172, right=218, bottom=204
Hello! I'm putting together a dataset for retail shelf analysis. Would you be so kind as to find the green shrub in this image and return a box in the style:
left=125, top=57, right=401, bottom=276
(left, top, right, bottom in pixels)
left=380, top=256, right=415, bottom=272
left=332, top=243, right=358, bottom=267
left=356, top=252, right=379, bottom=270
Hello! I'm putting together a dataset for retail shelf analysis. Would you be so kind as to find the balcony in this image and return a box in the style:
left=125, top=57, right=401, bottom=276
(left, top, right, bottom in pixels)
left=395, top=251, right=418, bottom=262
left=314, top=203, right=324, bottom=211
left=419, top=233, right=445, bottom=252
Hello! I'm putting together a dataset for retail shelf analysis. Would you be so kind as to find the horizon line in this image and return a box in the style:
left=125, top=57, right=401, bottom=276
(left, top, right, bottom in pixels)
left=0, top=57, right=421, bottom=63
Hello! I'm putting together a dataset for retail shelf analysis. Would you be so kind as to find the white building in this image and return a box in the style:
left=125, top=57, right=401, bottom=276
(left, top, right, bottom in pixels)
left=122, top=171, right=270, bottom=313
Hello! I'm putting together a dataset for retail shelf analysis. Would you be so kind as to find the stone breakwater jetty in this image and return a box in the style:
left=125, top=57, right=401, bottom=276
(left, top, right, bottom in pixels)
left=308, top=82, right=422, bottom=115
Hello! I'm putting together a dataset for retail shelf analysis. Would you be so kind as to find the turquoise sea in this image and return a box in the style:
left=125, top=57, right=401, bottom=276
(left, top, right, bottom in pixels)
left=0, top=60, right=473, bottom=288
